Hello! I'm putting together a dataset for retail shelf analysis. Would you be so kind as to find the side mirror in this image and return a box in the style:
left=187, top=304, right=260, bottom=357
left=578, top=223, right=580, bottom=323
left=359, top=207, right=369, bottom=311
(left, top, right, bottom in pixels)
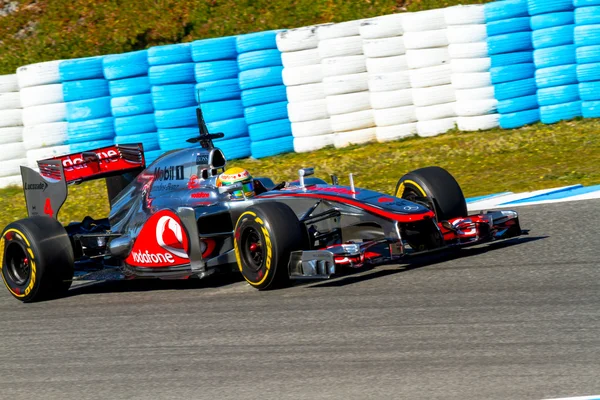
left=298, top=167, right=315, bottom=190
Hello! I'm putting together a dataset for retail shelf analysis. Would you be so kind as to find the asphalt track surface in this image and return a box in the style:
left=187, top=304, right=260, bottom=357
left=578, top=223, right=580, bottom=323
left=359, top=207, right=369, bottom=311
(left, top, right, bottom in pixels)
left=1, top=200, right=599, bottom=400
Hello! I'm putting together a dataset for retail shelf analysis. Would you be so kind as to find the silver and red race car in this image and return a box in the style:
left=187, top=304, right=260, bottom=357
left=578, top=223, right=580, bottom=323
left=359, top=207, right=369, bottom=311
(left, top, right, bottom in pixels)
left=1, top=106, right=525, bottom=302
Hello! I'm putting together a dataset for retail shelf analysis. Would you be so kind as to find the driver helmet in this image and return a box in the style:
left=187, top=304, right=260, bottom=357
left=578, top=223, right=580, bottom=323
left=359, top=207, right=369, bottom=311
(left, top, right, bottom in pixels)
left=217, top=167, right=255, bottom=199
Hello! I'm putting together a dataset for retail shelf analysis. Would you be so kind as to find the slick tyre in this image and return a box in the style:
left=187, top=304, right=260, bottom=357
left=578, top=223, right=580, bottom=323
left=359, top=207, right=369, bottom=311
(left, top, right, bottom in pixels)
left=234, top=203, right=306, bottom=290
left=1, top=216, right=74, bottom=302
left=395, top=166, right=467, bottom=221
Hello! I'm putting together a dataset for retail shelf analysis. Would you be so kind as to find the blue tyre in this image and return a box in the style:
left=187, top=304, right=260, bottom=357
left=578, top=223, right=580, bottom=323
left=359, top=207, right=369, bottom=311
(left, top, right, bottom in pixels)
left=155, top=106, right=198, bottom=129
left=490, top=63, right=535, bottom=84
left=574, top=7, right=600, bottom=25
left=239, top=66, right=284, bottom=90
left=236, top=31, right=280, bottom=53
left=110, top=94, right=154, bottom=117
left=527, top=0, right=573, bottom=15
left=148, top=63, right=196, bottom=85
left=114, top=113, right=157, bottom=136
left=151, top=84, right=196, bottom=110
left=490, top=51, right=534, bottom=67
left=206, top=118, right=248, bottom=140
left=540, top=101, right=581, bottom=124
left=237, top=49, right=282, bottom=71
left=241, top=85, right=287, bottom=107
left=248, top=118, right=291, bottom=142
left=103, top=50, right=149, bottom=80
left=486, top=17, right=531, bottom=36
left=497, top=95, right=539, bottom=114
left=574, top=0, right=600, bottom=5
left=537, top=84, right=580, bottom=107
left=532, top=25, right=575, bottom=50
left=66, top=96, right=112, bottom=122
left=67, top=117, right=115, bottom=143
left=576, top=62, right=600, bottom=82
left=531, top=12, right=574, bottom=30
left=218, top=136, right=251, bottom=160
left=494, top=78, right=537, bottom=101
left=535, top=64, right=578, bottom=88
left=200, top=99, right=244, bottom=123
left=59, top=56, right=104, bottom=81
left=147, top=43, right=192, bottom=66
left=499, top=109, right=540, bottom=129
left=487, top=32, right=533, bottom=55
left=250, top=135, right=293, bottom=159
left=533, top=45, right=576, bottom=68
left=63, top=79, right=109, bottom=102
left=195, top=79, right=241, bottom=103
left=576, top=45, right=600, bottom=64
left=70, top=140, right=115, bottom=153
left=243, top=101, right=288, bottom=125
left=579, top=82, right=600, bottom=101
left=582, top=100, right=600, bottom=117
left=115, top=133, right=159, bottom=151
left=484, top=0, right=529, bottom=23
left=144, top=150, right=165, bottom=165
left=574, top=25, right=600, bottom=46
left=108, top=76, right=151, bottom=97
left=191, top=37, right=238, bottom=62
left=195, top=61, right=239, bottom=83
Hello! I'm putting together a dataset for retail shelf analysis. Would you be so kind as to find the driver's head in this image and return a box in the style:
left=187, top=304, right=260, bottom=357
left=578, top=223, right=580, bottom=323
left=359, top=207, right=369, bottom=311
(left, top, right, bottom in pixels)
left=217, top=167, right=255, bottom=199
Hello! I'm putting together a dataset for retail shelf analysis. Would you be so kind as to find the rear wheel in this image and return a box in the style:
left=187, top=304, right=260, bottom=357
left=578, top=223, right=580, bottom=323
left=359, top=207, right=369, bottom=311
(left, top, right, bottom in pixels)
left=395, top=166, right=467, bottom=221
left=234, top=202, right=306, bottom=290
left=1, top=216, right=74, bottom=302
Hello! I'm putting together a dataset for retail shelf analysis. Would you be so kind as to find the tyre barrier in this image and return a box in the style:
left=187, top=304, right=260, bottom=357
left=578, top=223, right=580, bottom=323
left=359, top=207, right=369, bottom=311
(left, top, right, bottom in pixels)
left=2, top=0, right=600, bottom=189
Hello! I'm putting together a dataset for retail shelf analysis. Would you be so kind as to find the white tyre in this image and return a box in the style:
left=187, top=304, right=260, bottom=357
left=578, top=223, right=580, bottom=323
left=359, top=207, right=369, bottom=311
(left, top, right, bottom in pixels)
left=456, top=114, right=499, bottom=131
left=0, top=142, right=26, bottom=161
left=321, top=55, right=366, bottom=77
left=323, top=73, right=369, bottom=96
left=0, top=158, right=28, bottom=178
left=446, top=25, right=487, bottom=44
left=282, top=65, right=323, bottom=86
left=454, top=99, right=498, bottom=117
left=293, top=134, right=335, bottom=152
left=415, top=102, right=456, bottom=121
left=22, top=103, right=67, bottom=127
left=287, top=99, right=328, bottom=123
left=334, top=127, right=376, bottom=148
left=276, top=26, right=320, bottom=52
left=451, top=58, right=491, bottom=73
left=0, top=175, right=22, bottom=189
left=22, top=122, right=68, bottom=150
left=317, top=20, right=363, bottom=40
left=0, top=74, right=19, bottom=93
left=366, top=55, right=408, bottom=74
left=0, top=92, right=22, bottom=110
left=417, top=118, right=456, bottom=137
left=19, top=84, right=65, bottom=108
left=0, top=109, right=23, bottom=128
left=455, top=86, right=495, bottom=102
left=359, top=14, right=404, bottom=39
left=376, top=123, right=417, bottom=142
left=16, top=60, right=62, bottom=89
left=409, top=65, right=452, bottom=88
left=0, top=127, right=23, bottom=145
left=448, top=42, right=489, bottom=59
left=362, top=37, right=406, bottom=58
left=330, top=109, right=375, bottom=132
left=281, top=48, right=321, bottom=68
left=318, top=36, right=364, bottom=59
left=292, top=119, right=333, bottom=138
left=374, top=105, right=417, bottom=127
left=451, top=72, right=491, bottom=89
left=370, top=89, right=413, bottom=109
left=404, top=30, right=448, bottom=50
left=444, top=5, right=485, bottom=26
left=402, top=9, right=446, bottom=32
left=326, top=91, right=371, bottom=115
left=406, top=48, right=450, bottom=69
left=26, top=146, right=70, bottom=166
left=286, top=83, right=326, bottom=103
left=411, top=85, right=455, bottom=107
left=368, top=71, right=411, bottom=92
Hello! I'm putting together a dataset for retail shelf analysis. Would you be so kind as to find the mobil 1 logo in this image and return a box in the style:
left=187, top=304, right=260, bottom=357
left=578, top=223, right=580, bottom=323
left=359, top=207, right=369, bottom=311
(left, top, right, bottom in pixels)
left=154, top=165, right=184, bottom=181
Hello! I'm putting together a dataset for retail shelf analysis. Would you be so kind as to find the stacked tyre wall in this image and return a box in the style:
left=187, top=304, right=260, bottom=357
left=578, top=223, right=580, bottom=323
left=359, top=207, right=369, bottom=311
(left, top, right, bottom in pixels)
left=1, top=0, right=599, bottom=189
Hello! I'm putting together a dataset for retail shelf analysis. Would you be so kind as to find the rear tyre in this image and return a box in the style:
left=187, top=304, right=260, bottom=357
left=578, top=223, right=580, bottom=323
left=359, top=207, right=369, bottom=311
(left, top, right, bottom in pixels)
left=234, top=202, right=306, bottom=290
left=395, top=166, right=467, bottom=221
left=1, top=216, right=74, bottom=302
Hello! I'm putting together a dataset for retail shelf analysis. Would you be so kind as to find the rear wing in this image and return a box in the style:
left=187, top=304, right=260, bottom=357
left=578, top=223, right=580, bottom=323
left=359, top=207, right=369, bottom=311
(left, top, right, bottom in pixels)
left=20, top=144, right=146, bottom=220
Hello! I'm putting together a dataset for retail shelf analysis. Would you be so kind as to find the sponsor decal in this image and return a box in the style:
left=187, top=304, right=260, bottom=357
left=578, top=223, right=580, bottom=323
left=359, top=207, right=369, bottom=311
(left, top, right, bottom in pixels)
left=378, top=197, right=394, bottom=203
left=154, top=165, right=184, bottom=181
left=152, top=182, right=182, bottom=192
left=62, top=149, right=119, bottom=171
left=403, top=205, right=420, bottom=211
left=125, top=210, right=190, bottom=268
left=196, top=154, right=209, bottom=165
left=190, top=191, right=210, bottom=199
left=187, top=174, right=199, bottom=189
left=23, top=181, right=48, bottom=192
left=311, top=187, right=360, bottom=196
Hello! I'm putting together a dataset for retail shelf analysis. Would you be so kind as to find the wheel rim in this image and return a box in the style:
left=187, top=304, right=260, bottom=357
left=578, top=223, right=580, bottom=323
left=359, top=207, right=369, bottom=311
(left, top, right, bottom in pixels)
left=5, top=241, right=30, bottom=286
left=240, top=227, right=264, bottom=273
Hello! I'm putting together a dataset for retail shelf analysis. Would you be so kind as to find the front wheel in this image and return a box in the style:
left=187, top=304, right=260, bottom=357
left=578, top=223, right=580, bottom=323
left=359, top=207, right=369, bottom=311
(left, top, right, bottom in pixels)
left=234, top=202, right=306, bottom=290
left=1, top=216, right=74, bottom=302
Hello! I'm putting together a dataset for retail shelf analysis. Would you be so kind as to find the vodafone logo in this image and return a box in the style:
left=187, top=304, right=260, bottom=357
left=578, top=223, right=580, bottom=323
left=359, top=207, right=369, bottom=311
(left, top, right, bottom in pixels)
left=62, top=149, right=118, bottom=171
left=155, top=216, right=189, bottom=259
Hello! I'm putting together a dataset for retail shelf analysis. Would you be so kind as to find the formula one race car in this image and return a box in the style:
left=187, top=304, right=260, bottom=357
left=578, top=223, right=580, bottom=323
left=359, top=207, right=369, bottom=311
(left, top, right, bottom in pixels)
left=1, top=106, right=525, bottom=302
